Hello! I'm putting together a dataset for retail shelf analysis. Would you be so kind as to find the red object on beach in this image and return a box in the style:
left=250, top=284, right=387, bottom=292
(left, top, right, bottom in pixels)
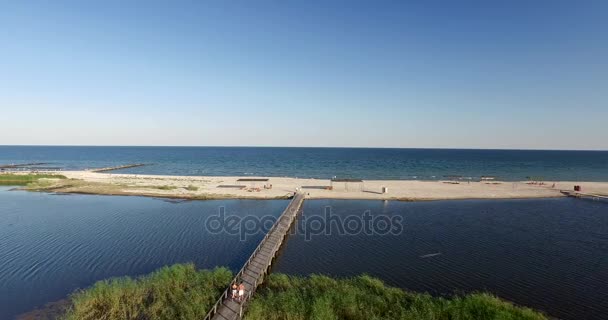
left=574, top=185, right=581, bottom=191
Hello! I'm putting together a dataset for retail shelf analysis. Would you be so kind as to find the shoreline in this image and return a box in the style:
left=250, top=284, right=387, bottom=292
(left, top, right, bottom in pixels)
left=8, top=170, right=608, bottom=201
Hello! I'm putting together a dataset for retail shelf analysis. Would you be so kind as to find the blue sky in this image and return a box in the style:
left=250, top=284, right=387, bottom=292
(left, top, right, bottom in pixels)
left=1, top=1, right=606, bottom=149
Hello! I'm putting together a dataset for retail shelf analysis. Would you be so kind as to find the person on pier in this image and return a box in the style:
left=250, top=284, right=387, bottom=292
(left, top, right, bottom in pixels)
left=238, top=282, right=245, bottom=302
left=231, top=283, right=238, bottom=300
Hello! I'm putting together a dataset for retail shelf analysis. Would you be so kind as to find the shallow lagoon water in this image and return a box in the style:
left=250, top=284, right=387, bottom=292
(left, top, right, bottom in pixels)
left=1, top=188, right=607, bottom=319
left=0, top=187, right=286, bottom=319
left=274, top=198, right=608, bottom=320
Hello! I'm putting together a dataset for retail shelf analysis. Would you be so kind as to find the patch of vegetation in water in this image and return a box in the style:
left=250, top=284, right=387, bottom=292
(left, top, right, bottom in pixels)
left=0, top=173, right=67, bottom=186
left=246, top=273, right=549, bottom=320
left=61, top=264, right=231, bottom=320
left=59, top=263, right=548, bottom=320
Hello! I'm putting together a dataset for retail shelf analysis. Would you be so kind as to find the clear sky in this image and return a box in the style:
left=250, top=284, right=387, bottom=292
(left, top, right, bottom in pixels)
left=1, top=1, right=606, bottom=149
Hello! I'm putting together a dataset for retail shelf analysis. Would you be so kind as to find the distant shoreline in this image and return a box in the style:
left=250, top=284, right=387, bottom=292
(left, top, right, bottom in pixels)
left=8, top=170, right=608, bottom=201
left=1, top=145, right=607, bottom=151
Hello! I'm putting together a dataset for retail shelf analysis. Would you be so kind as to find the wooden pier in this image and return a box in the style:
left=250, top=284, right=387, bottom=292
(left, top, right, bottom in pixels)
left=205, top=192, right=305, bottom=320
left=89, top=163, right=147, bottom=173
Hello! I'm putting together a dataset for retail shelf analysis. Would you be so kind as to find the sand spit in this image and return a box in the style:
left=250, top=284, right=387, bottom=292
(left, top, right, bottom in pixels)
left=10, top=170, right=608, bottom=201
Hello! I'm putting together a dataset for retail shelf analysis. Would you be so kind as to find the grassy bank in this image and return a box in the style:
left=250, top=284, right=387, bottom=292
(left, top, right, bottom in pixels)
left=61, top=264, right=231, bottom=320
left=60, top=264, right=548, bottom=320
left=21, top=177, right=292, bottom=200
left=246, top=274, right=548, bottom=320
left=0, top=173, right=66, bottom=186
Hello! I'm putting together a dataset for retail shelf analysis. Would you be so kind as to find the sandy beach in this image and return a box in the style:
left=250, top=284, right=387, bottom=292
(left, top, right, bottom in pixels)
left=12, top=170, right=608, bottom=201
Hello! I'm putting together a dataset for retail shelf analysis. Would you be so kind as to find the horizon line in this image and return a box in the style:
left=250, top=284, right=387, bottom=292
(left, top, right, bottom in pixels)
left=0, top=144, right=606, bottom=152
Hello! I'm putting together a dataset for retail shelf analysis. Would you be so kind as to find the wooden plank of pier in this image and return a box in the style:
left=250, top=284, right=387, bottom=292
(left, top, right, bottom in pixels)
left=206, top=192, right=305, bottom=320
left=89, top=164, right=147, bottom=173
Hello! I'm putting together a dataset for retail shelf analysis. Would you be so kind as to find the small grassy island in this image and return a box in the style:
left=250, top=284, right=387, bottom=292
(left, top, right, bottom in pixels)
left=60, top=264, right=548, bottom=320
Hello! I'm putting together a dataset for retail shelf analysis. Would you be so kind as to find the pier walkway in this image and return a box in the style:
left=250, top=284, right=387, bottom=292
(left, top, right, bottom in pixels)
left=205, top=192, right=305, bottom=320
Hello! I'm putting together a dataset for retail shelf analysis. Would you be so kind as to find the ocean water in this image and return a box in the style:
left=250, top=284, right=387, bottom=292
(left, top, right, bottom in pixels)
left=274, top=198, right=608, bottom=320
left=0, top=188, right=287, bottom=319
left=1, top=146, right=607, bottom=181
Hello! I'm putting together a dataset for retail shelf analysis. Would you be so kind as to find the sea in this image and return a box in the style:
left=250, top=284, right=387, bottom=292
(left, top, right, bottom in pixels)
left=1, top=146, right=607, bottom=181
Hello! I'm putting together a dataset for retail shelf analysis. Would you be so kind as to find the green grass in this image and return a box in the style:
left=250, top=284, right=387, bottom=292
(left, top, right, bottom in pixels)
left=155, top=185, right=177, bottom=190
left=245, top=274, right=549, bottom=320
left=62, top=263, right=232, bottom=320
left=136, top=184, right=178, bottom=190
left=0, top=173, right=67, bottom=186
left=61, top=266, right=548, bottom=320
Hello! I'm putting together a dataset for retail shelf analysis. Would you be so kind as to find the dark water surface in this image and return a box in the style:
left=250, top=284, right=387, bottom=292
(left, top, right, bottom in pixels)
left=0, top=188, right=287, bottom=319
left=273, top=198, right=608, bottom=320
left=1, top=146, right=608, bottom=181
left=2, top=188, right=607, bottom=320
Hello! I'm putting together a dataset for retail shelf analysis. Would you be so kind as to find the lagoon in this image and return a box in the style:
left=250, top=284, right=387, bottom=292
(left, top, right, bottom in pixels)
left=1, top=188, right=607, bottom=319
left=0, top=187, right=286, bottom=319
left=273, top=198, right=608, bottom=320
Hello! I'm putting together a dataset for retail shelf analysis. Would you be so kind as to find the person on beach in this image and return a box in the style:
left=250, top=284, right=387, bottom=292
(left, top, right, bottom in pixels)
left=231, top=283, right=238, bottom=300
left=238, top=283, right=245, bottom=302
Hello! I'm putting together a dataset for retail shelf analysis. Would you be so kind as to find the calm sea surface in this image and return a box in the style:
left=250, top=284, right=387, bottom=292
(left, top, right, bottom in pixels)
left=0, top=188, right=287, bottom=319
left=1, top=146, right=607, bottom=181
left=274, top=198, right=608, bottom=320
